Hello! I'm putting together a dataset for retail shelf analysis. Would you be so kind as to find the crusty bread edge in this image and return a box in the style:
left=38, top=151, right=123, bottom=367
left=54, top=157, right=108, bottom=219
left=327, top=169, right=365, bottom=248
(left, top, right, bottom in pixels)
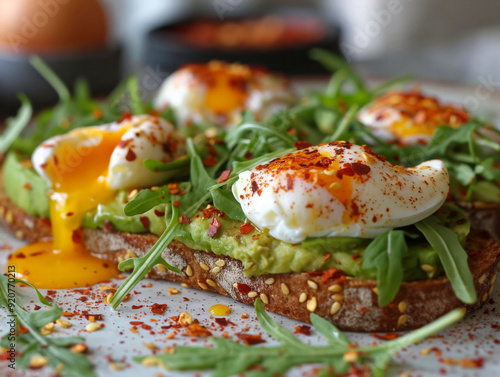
left=1, top=185, right=499, bottom=332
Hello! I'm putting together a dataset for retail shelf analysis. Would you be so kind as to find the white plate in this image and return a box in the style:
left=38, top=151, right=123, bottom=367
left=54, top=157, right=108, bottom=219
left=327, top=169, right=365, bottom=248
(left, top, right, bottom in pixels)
left=1, top=79, right=500, bottom=377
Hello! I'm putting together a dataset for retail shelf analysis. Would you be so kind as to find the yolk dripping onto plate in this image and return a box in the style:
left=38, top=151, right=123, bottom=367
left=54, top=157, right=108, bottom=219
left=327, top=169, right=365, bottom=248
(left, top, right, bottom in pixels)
left=9, top=126, right=131, bottom=288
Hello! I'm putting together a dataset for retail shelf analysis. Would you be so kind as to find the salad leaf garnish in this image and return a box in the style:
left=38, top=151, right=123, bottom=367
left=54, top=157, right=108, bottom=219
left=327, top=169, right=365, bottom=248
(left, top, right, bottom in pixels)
left=0, top=275, right=95, bottom=377
left=134, top=299, right=465, bottom=377
left=124, top=186, right=172, bottom=216
left=415, top=216, right=477, bottom=304
left=362, top=230, right=408, bottom=306
left=0, top=94, right=32, bottom=153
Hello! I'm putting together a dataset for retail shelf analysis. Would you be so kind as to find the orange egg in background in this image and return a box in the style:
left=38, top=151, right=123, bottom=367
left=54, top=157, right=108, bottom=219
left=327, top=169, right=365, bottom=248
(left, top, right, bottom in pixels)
left=0, top=0, right=108, bottom=53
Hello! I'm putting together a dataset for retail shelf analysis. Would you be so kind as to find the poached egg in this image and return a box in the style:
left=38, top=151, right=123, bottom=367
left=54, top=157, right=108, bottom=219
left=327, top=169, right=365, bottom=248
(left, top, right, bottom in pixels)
left=233, top=142, right=449, bottom=244
left=10, top=115, right=186, bottom=288
left=154, top=61, right=295, bottom=129
left=358, top=90, right=470, bottom=145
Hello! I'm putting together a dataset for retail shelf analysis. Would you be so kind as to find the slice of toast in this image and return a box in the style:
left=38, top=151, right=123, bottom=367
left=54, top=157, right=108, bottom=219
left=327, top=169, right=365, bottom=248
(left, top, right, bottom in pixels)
left=459, top=201, right=500, bottom=242
left=1, top=182, right=499, bottom=332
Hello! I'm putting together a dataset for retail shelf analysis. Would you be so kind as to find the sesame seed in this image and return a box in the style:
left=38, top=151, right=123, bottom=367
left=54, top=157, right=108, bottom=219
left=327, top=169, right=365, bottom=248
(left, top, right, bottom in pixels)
left=331, top=294, right=344, bottom=302
left=126, top=249, right=137, bottom=258
left=198, top=281, right=208, bottom=290
left=105, top=293, right=114, bottom=304
left=5, top=211, right=13, bottom=224
left=323, top=169, right=337, bottom=176
left=233, top=283, right=238, bottom=289
left=482, top=292, right=488, bottom=302
left=328, top=284, right=342, bottom=293
left=329, top=182, right=342, bottom=190
left=110, top=363, right=124, bottom=371
left=185, top=265, right=193, bottom=277
left=491, top=273, right=497, bottom=285
left=397, top=314, right=408, bottom=327
left=343, top=351, right=358, bottom=363
left=178, top=312, right=193, bottom=325
left=299, top=293, right=307, bottom=303
left=489, top=285, right=494, bottom=295
left=248, top=291, right=258, bottom=298
left=361, top=152, right=375, bottom=164
left=421, top=348, right=431, bottom=356
left=372, top=287, right=379, bottom=294
left=421, top=264, right=435, bottom=272
left=307, top=280, right=318, bottom=290
left=330, top=302, right=341, bottom=315
left=71, top=344, right=87, bottom=353
left=478, top=273, right=487, bottom=284
left=181, top=283, right=189, bottom=288
left=199, top=262, right=210, bottom=271
left=141, top=357, right=161, bottom=367
left=86, top=322, right=102, bottom=332
left=265, top=278, right=275, bottom=285
left=0, top=207, right=4, bottom=216
left=29, top=355, right=49, bottom=368
left=142, top=342, right=158, bottom=351
left=398, top=301, right=407, bottom=313
left=168, top=288, right=179, bottom=295
left=206, top=279, right=217, bottom=287
left=260, top=293, right=269, bottom=304
left=156, top=264, right=167, bottom=273
left=15, top=230, right=24, bottom=239
left=211, top=266, right=221, bottom=274
left=56, top=319, right=72, bottom=328
left=215, top=259, right=226, bottom=267
left=281, top=283, right=290, bottom=295
left=306, top=297, right=317, bottom=312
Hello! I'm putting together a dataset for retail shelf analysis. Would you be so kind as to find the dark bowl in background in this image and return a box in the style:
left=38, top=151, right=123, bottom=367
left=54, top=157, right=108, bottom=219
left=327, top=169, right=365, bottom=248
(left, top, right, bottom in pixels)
left=0, top=46, right=122, bottom=115
left=143, top=9, right=342, bottom=76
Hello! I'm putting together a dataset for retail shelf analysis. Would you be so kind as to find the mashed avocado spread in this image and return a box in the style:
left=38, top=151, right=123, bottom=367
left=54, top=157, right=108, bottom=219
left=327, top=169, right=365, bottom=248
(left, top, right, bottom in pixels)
left=3, top=151, right=469, bottom=279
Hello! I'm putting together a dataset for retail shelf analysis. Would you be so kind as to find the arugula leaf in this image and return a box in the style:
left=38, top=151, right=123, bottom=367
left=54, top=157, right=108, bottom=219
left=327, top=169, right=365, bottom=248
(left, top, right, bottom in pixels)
left=362, top=230, right=408, bottom=306
left=144, top=155, right=190, bottom=172
left=134, top=299, right=465, bottom=377
left=30, top=56, right=71, bottom=102
left=0, top=95, right=32, bottom=153
left=0, top=275, right=95, bottom=377
left=210, top=187, right=246, bottom=222
left=415, top=216, right=476, bottom=304
left=124, top=186, right=171, bottom=216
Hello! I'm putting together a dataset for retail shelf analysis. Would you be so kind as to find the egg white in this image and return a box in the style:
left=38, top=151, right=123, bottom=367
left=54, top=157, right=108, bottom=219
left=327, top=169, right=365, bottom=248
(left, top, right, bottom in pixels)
left=233, top=143, right=449, bottom=244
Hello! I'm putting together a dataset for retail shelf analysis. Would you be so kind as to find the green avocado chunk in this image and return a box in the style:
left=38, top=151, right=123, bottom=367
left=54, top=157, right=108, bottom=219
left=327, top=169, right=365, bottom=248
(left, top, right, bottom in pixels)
left=2, top=152, right=50, bottom=218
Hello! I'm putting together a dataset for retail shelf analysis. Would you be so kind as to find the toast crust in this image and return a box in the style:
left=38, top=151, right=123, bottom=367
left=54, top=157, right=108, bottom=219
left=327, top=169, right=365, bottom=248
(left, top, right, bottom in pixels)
left=1, top=182, right=499, bottom=332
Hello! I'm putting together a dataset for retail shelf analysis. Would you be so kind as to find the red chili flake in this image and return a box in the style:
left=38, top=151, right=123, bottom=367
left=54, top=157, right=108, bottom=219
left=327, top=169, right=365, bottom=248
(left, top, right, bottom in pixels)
left=337, top=164, right=355, bottom=178
left=352, top=253, right=361, bottom=260
left=360, top=307, right=369, bottom=313
left=203, top=155, right=217, bottom=167
left=460, top=358, right=484, bottom=368
left=315, top=157, right=332, bottom=168
left=207, top=217, right=221, bottom=238
left=93, top=108, right=103, bottom=118
left=141, top=324, right=152, bottom=330
left=118, top=138, right=133, bottom=148
left=294, top=325, right=311, bottom=336
left=286, top=174, right=293, bottom=190
left=130, top=321, right=144, bottom=326
left=66, top=212, right=74, bottom=217
left=370, top=333, right=402, bottom=341
left=239, top=222, right=254, bottom=235
left=202, top=207, right=225, bottom=219
left=362, top=145, right=386, bottom=162
left=236, top=283, right=251, bottom=295
left=140, top=216, right=150, bottom=229
left=15, top=253, right=26, bottom=259
left=217, top=169, right=231, bottom=184
left=236, top=333, right=266, bottom=345
left=103, top=221, right=114, bottom=233
left=77, top=296, right=88, bottom=302
left=183, top=297, right=190, bottom=302
left=172, top=200, right=181, bottom=207
left=215, top=318, right=229, bottom=327
left=321, top=268, right=345, bottom=284
left=182, top=324, right=212, bottom=338
left=23, top=182, right=31, bottom=190
left=151, top=303, right=167, bottom=315
left=125, top=148, right=137, bottom=162
left=83, top=314, right=103, bottom=321
left=119, top=111, right=132, bottom=122
left=178, top=214, right=192, bottom=224
left=131, top=305, right=143, bottom=310
left=294, top=141, right=312, bottom=150
left=72, top=229, right=83, bottom=244
left=154, top=209, right=165, bottom=217
left=456, top=218, right=466, bottom=225
left=34, top=305, right=41, bottom=311
left=351, top=162, right=371, bottom=175
left=17, top=325, right=29, bottom=334
left=53, top=155, right=59, bottom=166
left=251, top=180, right=259, bottom=194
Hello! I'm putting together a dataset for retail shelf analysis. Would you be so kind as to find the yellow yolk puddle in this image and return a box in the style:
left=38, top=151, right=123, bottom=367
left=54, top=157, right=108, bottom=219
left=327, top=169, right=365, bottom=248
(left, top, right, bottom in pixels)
left=9, top=126, right=131, bottom=288
left=209, top=304, right=231, bottom=316
left=204, top=68, right=249, bottom=115
left=389, top=118, right=436, bottom=140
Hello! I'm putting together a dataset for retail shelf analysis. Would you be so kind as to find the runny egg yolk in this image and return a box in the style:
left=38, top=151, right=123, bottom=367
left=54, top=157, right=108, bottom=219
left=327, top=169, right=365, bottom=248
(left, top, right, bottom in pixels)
left=202, top=63, right=250, bottom=115
left=10, top=126, right=131, bottom=288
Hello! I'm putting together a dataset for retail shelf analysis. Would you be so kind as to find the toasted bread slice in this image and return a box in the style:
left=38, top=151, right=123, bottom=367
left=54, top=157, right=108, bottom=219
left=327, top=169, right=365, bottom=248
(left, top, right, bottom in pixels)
left=1, top=182, right=499, bottom=332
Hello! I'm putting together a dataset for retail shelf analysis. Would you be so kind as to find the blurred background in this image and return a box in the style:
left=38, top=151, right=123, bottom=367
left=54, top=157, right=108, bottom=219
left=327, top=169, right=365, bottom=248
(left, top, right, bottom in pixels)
left=1, top=0, right=500, bottom=117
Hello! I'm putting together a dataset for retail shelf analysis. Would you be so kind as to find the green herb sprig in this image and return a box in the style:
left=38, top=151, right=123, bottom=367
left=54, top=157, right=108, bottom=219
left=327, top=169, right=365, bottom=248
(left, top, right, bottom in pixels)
left=0, top=274, right=95, bottom=377
left=134, top=299, right=465, bottom=377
